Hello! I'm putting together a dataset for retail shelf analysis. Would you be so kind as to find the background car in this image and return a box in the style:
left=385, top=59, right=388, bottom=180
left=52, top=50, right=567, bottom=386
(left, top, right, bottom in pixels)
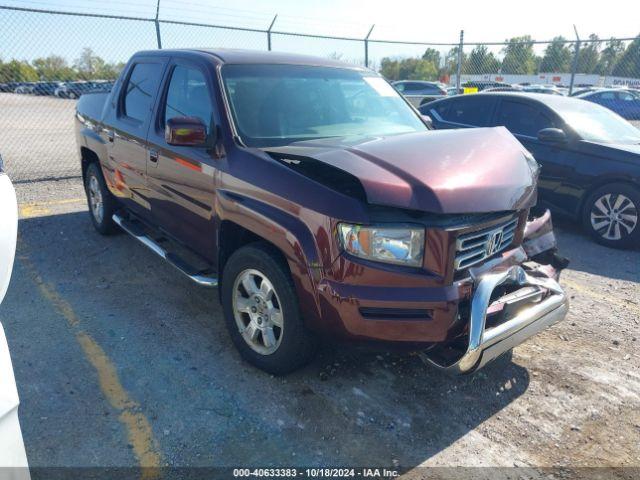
left=420, top=92, right=640, bottom=248
left=576, top=88, right=640, bottom=120
left=0, top=155, right=29, bottom=475
left=570, top=87, right=600, bottom=97
left=483, top=86, right=522, bottom=92
left=13, top=83, right=35, bottom=94
left=522, top=85, right=565, bottom=95
left=461, top=80, right=512, bottom=91
left=392, top=80, right=447, bottom=106
left=31, top=81, right=63, bottom=96
left=55, top=81, right=94, bottom=99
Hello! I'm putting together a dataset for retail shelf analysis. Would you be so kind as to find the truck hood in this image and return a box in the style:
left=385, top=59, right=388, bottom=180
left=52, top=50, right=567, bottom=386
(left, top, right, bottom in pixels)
left=265, top=127, right=538, bottom=214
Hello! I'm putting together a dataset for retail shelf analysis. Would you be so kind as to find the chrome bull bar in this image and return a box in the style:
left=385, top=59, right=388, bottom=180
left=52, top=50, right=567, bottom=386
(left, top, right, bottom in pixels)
left=423, top=265, right=569, bottom=374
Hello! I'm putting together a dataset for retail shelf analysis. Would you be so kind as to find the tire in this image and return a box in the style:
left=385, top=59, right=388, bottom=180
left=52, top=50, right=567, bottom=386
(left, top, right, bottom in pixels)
left=84, top=162, right=119, bottom=235
left=582, top=183, right=640, bottom=249
left=221, top=242, right=318, bottom=374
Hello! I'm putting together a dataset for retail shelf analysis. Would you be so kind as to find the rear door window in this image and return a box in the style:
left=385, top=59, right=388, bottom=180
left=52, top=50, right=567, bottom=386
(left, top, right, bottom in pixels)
left=495, top=100, right=555, bottom=137
left=123, top=62, right=164, bottom=122
left=439, top=96, right=497, bottom=126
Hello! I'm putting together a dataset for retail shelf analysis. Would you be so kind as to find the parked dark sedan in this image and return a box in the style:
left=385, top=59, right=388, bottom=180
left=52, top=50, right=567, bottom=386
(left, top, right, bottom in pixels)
left=420, top=92, right=640, bottom=248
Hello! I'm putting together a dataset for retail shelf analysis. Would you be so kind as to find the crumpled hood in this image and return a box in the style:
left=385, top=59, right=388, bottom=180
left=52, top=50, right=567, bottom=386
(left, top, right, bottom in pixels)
left=265, top=127, right=538, bottom=214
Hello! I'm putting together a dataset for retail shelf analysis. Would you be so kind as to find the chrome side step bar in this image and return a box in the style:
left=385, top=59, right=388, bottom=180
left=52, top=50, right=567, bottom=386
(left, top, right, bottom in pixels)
left=112, top=213, right=218, bottom=288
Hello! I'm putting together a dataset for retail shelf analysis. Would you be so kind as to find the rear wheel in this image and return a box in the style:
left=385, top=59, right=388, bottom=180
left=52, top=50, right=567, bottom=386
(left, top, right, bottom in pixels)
left=221, top=242, right=318, bottom=374
left=84, top=162, right=118, bottom=235
left=582, top=183, right=639, bottom=249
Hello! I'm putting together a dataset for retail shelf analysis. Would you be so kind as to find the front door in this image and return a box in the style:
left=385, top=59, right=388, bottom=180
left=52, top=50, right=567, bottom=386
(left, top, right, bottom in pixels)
left=493, top=98, right=576, bottom=212
left=145, top=59, right=219, bottom=262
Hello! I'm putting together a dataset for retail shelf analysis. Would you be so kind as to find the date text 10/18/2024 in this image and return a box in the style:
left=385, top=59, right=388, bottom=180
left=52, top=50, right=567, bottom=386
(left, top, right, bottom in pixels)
left=232, top=468, right=400, bottom=478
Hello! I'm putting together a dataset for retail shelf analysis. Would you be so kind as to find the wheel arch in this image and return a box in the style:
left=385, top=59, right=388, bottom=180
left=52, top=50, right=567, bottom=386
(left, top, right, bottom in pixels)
left=577, top=177, right=640, bottom=219
left=80, top=146, right=100, bottom=180
left=216, top=191, right=324, bottom=329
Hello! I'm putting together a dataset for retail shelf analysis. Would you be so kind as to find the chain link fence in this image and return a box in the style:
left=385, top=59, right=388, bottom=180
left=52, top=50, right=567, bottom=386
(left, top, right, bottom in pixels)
left=1, top=4, right=639, bottom=182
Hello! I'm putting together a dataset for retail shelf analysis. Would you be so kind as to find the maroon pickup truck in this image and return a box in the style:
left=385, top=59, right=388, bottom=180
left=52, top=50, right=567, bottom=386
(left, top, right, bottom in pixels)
left=75, top=49, right=569, bottom=374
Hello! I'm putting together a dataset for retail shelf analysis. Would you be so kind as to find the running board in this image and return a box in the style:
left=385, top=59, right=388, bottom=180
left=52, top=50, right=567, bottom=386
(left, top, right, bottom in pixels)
left=112, top=213, right=218, bottom=288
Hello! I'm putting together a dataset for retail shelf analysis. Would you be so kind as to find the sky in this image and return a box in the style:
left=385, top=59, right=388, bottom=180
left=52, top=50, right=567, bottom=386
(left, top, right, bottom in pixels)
left=1, top=0, right=639, bottom=66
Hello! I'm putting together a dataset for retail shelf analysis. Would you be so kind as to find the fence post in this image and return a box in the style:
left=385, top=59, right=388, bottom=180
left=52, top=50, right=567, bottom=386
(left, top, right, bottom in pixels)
left=569, top=25, right=581, bottom=95
left=267, top=15, right=278, bottom=51
left=456, top=30, right=464, bottom=93
left=155, top=0, right=162, bottom=49
left=364, top=24, right=375, bottom=68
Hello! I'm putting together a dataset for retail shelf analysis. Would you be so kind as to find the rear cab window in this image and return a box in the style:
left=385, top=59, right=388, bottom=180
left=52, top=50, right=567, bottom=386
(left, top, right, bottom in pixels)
left=121, top=62, right=164, bottom=122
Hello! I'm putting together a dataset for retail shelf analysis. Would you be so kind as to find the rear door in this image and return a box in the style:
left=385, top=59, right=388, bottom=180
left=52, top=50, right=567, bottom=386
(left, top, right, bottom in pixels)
left=145, top=57, right=219, bottom=261
left=492, top=98, right=577, bottom=211
left=107, top=57, right=167, bottom=219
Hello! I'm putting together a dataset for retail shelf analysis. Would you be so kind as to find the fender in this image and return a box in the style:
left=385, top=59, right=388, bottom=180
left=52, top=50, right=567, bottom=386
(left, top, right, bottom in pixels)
left=216, top=190, right=325, bottom=331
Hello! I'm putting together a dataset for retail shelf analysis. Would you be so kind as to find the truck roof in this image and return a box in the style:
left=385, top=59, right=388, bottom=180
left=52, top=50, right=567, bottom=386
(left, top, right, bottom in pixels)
left=134, top=48, right=365, bottom=69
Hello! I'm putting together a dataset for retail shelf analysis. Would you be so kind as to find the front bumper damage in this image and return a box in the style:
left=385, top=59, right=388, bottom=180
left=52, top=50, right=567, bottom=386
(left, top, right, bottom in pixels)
left=421, top=210, right=570, bottom=374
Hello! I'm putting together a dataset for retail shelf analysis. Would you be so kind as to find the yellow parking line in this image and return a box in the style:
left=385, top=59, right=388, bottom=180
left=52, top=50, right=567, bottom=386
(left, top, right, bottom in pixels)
left=562, top=278, right=640, bottom=317
left=16, top=243, right=163, bottom=478
left=19, top=197, right=85, bottom=219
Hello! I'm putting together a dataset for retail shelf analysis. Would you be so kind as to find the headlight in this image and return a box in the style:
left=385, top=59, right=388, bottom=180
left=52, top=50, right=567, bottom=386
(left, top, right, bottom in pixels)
left=337, top=223, right=425, bottom=267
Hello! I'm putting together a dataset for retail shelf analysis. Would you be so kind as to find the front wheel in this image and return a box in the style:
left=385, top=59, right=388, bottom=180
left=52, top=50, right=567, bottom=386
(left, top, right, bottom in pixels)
left=221, top=242, right=318, bottom=374
left=582, top=183, right=639, bottom=249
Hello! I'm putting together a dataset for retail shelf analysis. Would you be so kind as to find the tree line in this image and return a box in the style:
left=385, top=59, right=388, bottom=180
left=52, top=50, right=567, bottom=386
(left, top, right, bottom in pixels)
left=379, top=34, right=640, bottom=81
left=0, top=48, right=125, bottom=83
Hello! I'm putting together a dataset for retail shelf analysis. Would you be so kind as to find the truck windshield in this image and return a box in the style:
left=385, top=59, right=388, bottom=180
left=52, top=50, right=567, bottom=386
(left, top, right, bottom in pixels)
left=221, top=64, right=427, bottom=147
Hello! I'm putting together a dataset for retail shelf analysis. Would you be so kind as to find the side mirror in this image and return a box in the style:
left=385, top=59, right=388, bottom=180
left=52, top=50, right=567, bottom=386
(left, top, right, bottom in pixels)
left=537, top=127, right=567, bottom=144
left=421, top=114, right=434, bottom=129
left=165, top=116, right=208, bottom=146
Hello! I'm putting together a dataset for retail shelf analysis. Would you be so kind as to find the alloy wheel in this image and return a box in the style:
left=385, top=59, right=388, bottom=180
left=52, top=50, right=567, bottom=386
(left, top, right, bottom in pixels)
left=590, top=193, right=638, bottom=241
left=232, top=269, right=284, bottom=355
left=88, top=174, right=104, bottom=224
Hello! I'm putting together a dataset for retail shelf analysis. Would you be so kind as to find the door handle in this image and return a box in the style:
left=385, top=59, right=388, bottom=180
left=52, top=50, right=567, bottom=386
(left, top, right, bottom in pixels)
left=107, top=130, right=114, bottom=142
left=149, top=150, right=159, bottom=163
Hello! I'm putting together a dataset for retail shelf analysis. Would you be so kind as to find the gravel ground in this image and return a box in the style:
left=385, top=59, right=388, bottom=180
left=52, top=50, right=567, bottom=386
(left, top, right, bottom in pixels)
left=0, top=179, right=637, bottom=478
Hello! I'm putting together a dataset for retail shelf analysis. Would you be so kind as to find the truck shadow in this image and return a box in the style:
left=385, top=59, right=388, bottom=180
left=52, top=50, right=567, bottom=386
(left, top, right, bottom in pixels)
left=13, top=210, right=530, bottom=470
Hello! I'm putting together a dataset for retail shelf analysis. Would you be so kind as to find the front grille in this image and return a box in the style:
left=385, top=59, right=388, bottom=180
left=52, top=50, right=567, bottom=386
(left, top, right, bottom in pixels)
left=454, top=217, right=518, bottom=270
